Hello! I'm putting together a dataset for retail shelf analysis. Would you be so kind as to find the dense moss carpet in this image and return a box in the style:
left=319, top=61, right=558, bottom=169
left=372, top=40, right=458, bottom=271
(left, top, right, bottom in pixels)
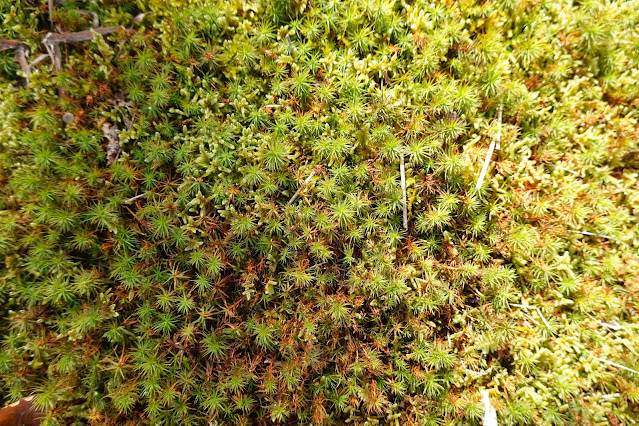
left=1, top=0, right=638, bottom=424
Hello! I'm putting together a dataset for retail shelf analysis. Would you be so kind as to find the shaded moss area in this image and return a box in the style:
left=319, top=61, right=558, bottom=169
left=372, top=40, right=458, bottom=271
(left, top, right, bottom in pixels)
left=1, top=0, right=638, bottom=424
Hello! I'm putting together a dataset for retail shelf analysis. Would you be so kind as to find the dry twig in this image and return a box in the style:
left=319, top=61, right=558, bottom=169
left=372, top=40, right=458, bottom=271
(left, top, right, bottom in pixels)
left=287, top=170, right=316, bottom=205
left=0, top=39, right=29, bottom=77
left=44, top=26, right=124, bottom=44
left=593, top=356, right=639, bottom=375
left=475, top=105, right=503, bottom=192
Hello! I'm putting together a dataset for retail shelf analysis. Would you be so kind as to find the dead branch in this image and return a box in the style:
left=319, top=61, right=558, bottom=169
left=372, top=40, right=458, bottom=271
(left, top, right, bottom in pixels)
left=287, top=170, right=317, bottom=205
left=0, top=39, right=25, bottom=52
left=0, top=40, right=30, bottom=78
left=43, top=26, right=124, bottom=44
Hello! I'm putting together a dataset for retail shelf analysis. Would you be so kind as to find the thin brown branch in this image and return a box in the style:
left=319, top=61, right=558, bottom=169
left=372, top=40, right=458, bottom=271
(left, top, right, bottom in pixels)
left=0, top=39, right=25, bottom=52
left=44, top=26, right=124, bottom=44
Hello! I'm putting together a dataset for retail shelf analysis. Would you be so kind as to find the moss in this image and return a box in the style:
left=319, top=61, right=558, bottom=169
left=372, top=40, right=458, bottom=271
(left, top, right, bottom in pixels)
left=0, top=0, right=638, bottom=424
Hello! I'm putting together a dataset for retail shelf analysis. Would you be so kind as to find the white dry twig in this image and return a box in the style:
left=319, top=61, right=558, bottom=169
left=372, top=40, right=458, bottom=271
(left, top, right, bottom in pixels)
left=568, top=230, right=619, bottom=242
left=133, top=13, right=149, bottom=24
left=561, top=167, right=578, bottom=176
left=599, top=393, right=621, bottom=401
left=26, top=54, right=50, bottom=86
left=287, top=170, right=316, bottom=205
left=482, top=390, right=498, bottom=426
left=536, top=308, right=551, bottom=329
left=599, top=320, right=622, bottom=331
left=475, top=105, right=502, bottom=192
left=511, top=303, right=550, bottom=328
left=510, top=303, right=533, bottom=309
left=125, top=193, right=148, bottom=203
left=593, top=356, right=639, bottom=375
left=42, top=36, right=63, bottom=72
left=522, top=313, right=539, bottom=326
left=465, top=368, right=492, bottom=376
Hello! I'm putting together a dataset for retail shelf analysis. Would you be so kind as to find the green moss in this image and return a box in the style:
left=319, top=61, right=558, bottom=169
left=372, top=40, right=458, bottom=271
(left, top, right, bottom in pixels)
left=0, top=0, right=638, bottom=424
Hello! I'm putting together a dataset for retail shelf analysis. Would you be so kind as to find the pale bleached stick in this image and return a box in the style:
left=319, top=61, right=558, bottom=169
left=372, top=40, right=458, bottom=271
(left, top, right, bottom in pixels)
left=536, top=308, right=551, bottom=329
left=482, top=390, right=498, bottom=426
left=600, top=393, right=621, bottom=400
left=510, top=303, right=542, bottom=327
left=475, top=105, right=502, bottom=192
left=400, top=154, right=408, bottom=231
left=125, top=192, right=147, bottom=203
left=568, top=230, right=618, bottom=241
left=28, top=54, right=50, bottom=69
left=465, top=368, right=491, bottom=376
left=510, top=303, right=533, bottom=309
left=522, top=312, right=539, bottom=326
left=599, top=320, right=622, bottom=331
left=593, top=356, right=639, bottom=375
left=287, top=170, right=316, bottom=205
left=26, top=54, right=50, bottom=86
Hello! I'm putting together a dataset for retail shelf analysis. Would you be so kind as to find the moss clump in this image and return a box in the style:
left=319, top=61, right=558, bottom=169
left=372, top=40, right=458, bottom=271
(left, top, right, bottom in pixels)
left=1, top=0, right=638, bottom=424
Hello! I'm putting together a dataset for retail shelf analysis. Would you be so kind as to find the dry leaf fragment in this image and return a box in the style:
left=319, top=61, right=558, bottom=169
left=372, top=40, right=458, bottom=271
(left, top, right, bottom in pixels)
left=102, top=122, right=121, bottom=166
left=0, top=396, right=43, bottom=426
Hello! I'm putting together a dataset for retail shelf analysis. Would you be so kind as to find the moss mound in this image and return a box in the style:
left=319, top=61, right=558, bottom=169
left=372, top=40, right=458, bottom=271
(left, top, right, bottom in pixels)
left=1, top=0, right=639, bottom=424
